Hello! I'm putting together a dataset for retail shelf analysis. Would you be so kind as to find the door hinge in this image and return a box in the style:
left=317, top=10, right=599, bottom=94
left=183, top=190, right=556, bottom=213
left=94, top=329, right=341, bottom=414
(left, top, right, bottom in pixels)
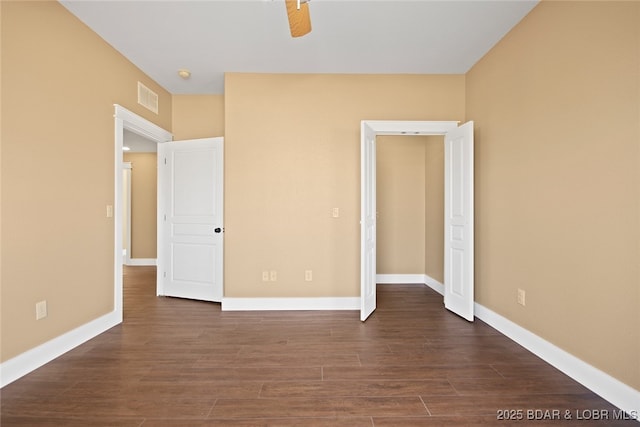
left=164, top=214, right=167, bottom=221
left=164, top=157, right=167, bottom=165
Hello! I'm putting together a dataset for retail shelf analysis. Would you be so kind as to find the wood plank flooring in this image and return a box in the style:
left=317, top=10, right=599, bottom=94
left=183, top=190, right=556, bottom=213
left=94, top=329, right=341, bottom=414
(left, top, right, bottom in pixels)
left=1, top=266, right=635, bottom=426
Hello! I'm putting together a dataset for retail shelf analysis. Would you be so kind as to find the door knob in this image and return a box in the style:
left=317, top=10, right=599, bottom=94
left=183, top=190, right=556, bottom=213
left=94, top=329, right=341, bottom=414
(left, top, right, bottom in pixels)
left=214, top=228, right=222, bottom=233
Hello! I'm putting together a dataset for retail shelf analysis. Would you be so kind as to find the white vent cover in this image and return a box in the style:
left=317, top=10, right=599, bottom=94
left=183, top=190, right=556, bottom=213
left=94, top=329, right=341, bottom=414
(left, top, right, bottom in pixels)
left=137, top=82, right=158, bottom=114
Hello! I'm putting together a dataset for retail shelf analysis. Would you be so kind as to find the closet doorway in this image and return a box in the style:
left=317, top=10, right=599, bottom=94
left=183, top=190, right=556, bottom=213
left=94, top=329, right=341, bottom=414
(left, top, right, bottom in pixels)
left=360, top=120, right=474, bottom=321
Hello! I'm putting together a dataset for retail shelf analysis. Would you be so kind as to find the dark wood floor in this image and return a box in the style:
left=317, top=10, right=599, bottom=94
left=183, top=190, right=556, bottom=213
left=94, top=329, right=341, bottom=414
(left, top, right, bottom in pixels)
left=1, top=266, right=634, bottom=426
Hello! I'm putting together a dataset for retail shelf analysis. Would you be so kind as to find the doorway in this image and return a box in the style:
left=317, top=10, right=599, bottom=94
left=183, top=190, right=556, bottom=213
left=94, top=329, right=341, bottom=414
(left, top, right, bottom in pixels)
left=360, top=120, right=474, bottom=321
left=113, top=105, right=172, bottom=319
left=123, top=129, right=160, bottom=266
left=376, top=135, right=444, bottom=284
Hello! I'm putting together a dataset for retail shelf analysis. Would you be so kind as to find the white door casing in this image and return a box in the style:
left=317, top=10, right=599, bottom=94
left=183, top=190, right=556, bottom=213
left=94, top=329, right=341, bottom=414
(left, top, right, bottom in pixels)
left=157, top=137, right=224, bottom=302
left=443, top=121, right=474, bottom=321
left=360, top=120, right=473, bottom=322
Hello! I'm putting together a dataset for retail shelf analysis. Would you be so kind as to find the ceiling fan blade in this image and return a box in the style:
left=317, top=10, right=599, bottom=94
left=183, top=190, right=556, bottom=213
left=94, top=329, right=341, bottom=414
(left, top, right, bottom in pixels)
left=285, top=0, right=311, bottom=38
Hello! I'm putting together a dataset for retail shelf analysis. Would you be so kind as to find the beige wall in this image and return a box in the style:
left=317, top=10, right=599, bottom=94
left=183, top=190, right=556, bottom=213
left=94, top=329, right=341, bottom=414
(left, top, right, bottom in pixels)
left=376, top=134, right=444, bottom=280
left=424, top=136, right=444, bottom=283
left=123, top=153, right=157, bottom=259
left=377, top=136, right=426, bottom=274
left=467, top=1, right=639, bottom=389
left=224, top=73, right=465, bottom=297
left=1, top=1, right=171, bottom=362
left=172, top=95, right=224, bottom=140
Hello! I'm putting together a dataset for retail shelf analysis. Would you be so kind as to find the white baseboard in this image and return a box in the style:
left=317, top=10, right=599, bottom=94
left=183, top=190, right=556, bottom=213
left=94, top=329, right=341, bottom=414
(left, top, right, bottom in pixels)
left=423, top=275, right=444, bottom=295
left=474, top=304, right=640, bottom=420
left=376, top=273, right=427, bottom=284
left=376, top=274, right=445, bottom=295
left=222, top=297, right=360, bottom=311
left=0, top=310, right=120, bottom=388
left=125, top=258, right=156, bottom=266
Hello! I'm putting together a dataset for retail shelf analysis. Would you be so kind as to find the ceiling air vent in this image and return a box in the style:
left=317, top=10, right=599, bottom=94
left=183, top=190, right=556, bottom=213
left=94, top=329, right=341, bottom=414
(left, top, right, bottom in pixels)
left=137, top=82, right=158, bottom=114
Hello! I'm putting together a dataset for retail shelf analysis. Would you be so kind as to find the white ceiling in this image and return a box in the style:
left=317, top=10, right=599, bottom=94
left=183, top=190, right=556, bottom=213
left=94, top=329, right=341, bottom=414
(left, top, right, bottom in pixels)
left=60, top=0, right=538, bottom=95
left=124, top=129, right=158, bottom=152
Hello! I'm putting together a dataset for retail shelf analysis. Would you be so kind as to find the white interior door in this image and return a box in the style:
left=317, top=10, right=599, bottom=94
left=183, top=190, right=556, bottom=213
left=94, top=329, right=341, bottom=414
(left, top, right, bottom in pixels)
left=157, top=137, right=224, bottom=302
left=444, top=121, right=474, bottom=321
left=360, top=122, right=377, bottom=320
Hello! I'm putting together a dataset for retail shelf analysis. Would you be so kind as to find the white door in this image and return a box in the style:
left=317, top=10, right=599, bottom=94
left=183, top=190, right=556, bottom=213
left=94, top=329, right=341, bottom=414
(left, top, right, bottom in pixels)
left=444, top=121, right=474, bottom=321
left=360, top=123, right=377, bottom=321
left=157, top=137, right=223, bottom=302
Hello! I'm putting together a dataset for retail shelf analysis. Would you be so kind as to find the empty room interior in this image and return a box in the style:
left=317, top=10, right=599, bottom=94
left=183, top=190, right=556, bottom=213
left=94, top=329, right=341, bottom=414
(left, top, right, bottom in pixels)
left=1, top=0, right=639, bottom=425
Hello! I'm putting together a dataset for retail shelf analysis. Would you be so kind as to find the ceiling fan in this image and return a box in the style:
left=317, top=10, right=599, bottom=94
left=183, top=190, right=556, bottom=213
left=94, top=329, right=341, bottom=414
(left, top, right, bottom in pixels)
left=285, top=0, right=311, bottom=37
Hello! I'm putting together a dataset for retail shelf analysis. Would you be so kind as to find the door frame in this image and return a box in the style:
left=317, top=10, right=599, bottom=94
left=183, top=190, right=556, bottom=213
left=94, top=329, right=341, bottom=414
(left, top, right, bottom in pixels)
left=113, top=105, right=172, bottom=320
left=360, top=120, right=471, bottom=320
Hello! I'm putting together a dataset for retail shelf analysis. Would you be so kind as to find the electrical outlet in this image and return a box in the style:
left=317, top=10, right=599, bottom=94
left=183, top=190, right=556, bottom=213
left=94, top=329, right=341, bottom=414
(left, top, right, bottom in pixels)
left=270, top=270, right=277, bottom=282
left=517, top=289, right=526, bottom=306
left=262, top=271, right=270, bottom=282
left=36, top=300, right=48, bottom=320
left=332, top=207, right=340, bottom=218
left=305, top=270, right=313, bottom=282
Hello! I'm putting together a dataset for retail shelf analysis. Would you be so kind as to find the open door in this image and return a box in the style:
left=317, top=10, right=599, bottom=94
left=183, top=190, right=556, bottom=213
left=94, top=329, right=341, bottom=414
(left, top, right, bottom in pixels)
left=157, top=137, right=224, bottom=302
left=444, top=121, right=474, bottom=321
left=360, top=120, right=473, bottom=322
left=360, top=122, right=377, bottom=320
